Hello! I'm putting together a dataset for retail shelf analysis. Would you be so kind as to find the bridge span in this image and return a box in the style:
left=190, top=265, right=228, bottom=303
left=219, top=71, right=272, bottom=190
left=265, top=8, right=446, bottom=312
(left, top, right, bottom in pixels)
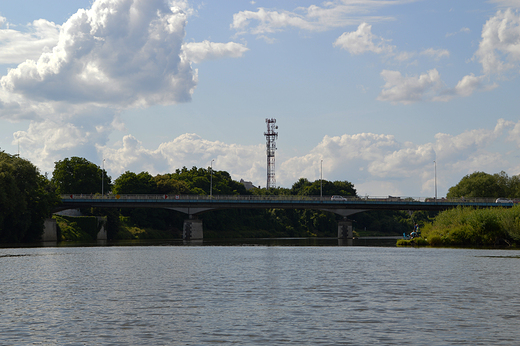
left=56, top=194, right=513, bottom=240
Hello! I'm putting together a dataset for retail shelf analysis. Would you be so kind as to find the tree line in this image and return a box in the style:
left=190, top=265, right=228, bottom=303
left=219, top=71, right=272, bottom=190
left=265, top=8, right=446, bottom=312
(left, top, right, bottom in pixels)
left=3, top=152, right=520, bottom=243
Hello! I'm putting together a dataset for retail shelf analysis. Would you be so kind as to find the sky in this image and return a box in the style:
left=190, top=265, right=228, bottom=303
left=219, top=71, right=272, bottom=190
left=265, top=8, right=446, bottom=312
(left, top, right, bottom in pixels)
left=1, top=0, right=520, bottom=198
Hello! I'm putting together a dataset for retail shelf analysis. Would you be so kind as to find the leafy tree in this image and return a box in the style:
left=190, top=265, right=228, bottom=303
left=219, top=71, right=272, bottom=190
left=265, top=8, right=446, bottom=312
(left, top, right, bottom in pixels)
left=51, top=157, right=111, bottom=195
left=447, top=171, right=513, bottom=198
left=113, top=171, right=157, bottom=194
left=0, top=151, right=60, bottom=242
left=154, top=174, right=190, bottom=194
left=289, top=178, right=357, bottom=197
left=171, top=166, right=249, bottom=195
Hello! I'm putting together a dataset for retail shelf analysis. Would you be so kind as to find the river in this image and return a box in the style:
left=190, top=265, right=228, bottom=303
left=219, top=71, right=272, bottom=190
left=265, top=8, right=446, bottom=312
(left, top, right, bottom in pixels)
left=1, top=241, right=519, bottom=345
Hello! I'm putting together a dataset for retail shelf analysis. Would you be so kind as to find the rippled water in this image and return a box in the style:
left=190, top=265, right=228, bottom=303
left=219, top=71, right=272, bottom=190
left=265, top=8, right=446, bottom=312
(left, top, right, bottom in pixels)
left=1, top=244, right=519, bottom=345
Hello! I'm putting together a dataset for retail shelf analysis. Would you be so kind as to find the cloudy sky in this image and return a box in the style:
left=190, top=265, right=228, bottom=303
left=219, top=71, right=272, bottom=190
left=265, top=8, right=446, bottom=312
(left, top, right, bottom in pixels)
left=1, top=0, right=520, bottom=197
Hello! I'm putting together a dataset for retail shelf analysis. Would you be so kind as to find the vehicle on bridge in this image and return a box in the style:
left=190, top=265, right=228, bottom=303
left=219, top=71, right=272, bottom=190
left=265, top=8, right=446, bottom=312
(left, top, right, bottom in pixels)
left=496, top=198, right=513, bottom=203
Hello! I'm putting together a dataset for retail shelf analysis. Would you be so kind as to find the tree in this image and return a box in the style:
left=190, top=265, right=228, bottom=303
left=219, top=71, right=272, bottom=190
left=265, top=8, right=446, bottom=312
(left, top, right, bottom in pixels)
left=447, top=171, right=507, bottom=198
left=289, top=178, right=357, bottom=197
left=154, top=174, right=190, bottom=194
left=0, top=151, right=59, bottom=242
left=51, top=157, right=111, bottom=195
left=113, top=171, right=157, bottom=194
left=171, top=166, right=249, bottom=195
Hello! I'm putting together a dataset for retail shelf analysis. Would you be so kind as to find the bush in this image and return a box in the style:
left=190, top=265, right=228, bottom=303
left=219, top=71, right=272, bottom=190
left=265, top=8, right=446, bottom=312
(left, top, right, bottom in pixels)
left=421, top=205, right=520, bottom=247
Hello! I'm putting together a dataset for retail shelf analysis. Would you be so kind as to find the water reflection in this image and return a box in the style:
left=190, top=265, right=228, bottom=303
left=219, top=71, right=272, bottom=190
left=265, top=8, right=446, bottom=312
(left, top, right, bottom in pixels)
left=1, top=245, right=519, bottom=345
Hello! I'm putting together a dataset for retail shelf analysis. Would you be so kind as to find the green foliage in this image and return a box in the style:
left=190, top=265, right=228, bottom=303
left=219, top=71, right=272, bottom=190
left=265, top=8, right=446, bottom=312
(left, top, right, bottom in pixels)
left=171, top=166, right=249, bottom=195
left=52, top=157, right=111, bottom=195
left=154, top=174, right=190, bottom=194
left=447, top=171, right=520, bottom=198
left=0, top=151, right=59, bottom=242
left=113, top=171, right=156, bottom=194
left=53, top=215, right=100, bottom=241
left=396, top=237, right=429, bottom=246
left=289, top=178, right=357, bottom=197
left=422, top=206, right=520, bottom=247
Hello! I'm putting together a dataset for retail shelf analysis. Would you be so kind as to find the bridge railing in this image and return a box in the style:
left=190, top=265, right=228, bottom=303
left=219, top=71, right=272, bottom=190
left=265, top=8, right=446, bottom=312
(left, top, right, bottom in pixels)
left=60, top=194, right=502, bottom=204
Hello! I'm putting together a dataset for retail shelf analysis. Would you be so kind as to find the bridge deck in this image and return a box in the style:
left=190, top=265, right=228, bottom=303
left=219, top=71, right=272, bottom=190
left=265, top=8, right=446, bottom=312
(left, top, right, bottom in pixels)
left=56, top=194, right=512, bottom=215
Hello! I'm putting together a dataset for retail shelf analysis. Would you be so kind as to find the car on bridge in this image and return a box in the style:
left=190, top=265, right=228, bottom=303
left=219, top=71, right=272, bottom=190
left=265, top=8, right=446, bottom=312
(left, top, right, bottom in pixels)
left=496, top=198, right=513, bottom=203
left=331, top=195, right=348, bottom=201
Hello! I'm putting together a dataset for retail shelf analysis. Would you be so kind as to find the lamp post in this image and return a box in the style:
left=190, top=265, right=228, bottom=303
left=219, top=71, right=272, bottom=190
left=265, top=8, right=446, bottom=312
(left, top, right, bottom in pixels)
left=102, top=159, right=105, bottom=198
left=434, top=160, right=437, bottom=200
left=320, top=159, right=323, bottom=198
left=210, top=159, right=214, bottom=198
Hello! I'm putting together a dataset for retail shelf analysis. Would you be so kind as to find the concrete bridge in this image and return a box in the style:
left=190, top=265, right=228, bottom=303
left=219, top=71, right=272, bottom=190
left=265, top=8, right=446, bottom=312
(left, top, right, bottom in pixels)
left=54, top=194, right=512, bottom=240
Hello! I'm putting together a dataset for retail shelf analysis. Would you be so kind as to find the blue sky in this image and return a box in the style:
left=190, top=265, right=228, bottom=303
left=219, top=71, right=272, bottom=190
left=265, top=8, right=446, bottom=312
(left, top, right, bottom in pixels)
left=1, top=0, right=520, bottom=197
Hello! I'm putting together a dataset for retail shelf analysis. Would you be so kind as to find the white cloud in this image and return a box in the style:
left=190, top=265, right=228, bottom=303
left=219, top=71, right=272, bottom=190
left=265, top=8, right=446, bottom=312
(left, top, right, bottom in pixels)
left=334, top=23, right=449, bottom=65
left=333, top=23, right=394, bottom=55
left=420, top=48, right=450, bottom=60
left=98, top=133, right=266, bottom=184
left=377, top=69, right=443, bottom=104
left=0, top=0, right=251, bottom=166
left=231, top=1, right=415, bottom=35
left=182, top=40, right=249, bottom=63
left=16, top=117, right=520, bottom=197
left=0, top=18, right=60, bottom=64
left=475, top=9, right=520, bottom=75
left=0, top=0, right=198, bottom=121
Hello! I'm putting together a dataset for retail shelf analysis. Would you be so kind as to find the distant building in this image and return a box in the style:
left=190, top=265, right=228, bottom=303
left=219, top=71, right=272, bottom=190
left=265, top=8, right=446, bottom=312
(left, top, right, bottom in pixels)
left=240, top=179, right=257, bottom=190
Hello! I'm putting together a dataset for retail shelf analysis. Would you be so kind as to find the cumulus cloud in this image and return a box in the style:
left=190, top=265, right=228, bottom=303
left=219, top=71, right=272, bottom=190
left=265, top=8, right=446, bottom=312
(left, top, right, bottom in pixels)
left=333, top=23, right=394, bottom=55
left=0, top=0, right=198, bottom=123
left=182, top=40, right=249, bottom=63
left=334, top=23, right=449, bottom=65
left=19, top=116, right=520, bottom=197
left=277, top=119, right=518, bottom=196
left=377, top=69, right=443, bottom=104
left=0, top=18, right=60, bottom=64
left=475, top=9, right=520, bottom=75
left=0, top=0, right=249, bottom=169
left=98, top=133, right=266, bottom=184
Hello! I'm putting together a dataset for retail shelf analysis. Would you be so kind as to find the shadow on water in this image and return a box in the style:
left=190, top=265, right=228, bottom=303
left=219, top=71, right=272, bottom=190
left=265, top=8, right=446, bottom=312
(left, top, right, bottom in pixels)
left=1, top=237, right=401, bottom=248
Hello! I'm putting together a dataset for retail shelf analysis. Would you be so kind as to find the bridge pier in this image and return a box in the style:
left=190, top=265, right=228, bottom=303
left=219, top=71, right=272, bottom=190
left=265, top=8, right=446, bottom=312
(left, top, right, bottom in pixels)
left=183, top=217, right=203, bottom=240
left=338, top=219, right=353, bottom=239
left=42, top=218, right=58, bottom=242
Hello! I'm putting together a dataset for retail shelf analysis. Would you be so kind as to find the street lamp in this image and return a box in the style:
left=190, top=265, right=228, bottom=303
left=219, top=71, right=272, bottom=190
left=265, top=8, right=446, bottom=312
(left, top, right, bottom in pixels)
left=434, top=160, right=437, bottom=200
left=102, top=159, right=105, bottom=198
left=320, top=159, right=323, bottom=198
left=210, top=159, right=214, bottom=198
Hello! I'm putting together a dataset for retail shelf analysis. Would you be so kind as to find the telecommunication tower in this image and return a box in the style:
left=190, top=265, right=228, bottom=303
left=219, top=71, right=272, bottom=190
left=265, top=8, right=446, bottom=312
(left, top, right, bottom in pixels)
left=264, top=118, right=278, bottom=189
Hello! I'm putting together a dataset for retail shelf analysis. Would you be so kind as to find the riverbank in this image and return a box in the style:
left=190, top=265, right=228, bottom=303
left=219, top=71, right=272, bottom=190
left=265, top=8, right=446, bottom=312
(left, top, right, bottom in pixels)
left=397, top=205, right=520, bottom=248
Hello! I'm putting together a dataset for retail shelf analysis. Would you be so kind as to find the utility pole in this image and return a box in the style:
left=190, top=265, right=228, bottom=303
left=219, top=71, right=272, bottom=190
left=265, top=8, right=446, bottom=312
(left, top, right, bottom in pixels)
left=210, top=159, right=214, bottom=198
left=102, top=159, right=105, bottom=198
left=320, top=159, right=323, bottom=198
left=434, top=160, right=437, bottom=200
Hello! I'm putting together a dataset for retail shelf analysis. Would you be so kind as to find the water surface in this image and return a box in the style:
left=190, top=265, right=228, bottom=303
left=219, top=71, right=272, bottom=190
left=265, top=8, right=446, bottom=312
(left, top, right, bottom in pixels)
left=1, top=244, right=519, bottom=345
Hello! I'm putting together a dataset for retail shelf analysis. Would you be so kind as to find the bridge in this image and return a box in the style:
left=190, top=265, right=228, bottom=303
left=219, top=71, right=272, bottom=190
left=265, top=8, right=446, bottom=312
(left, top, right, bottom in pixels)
left=55, top=194, right=513, bottom=240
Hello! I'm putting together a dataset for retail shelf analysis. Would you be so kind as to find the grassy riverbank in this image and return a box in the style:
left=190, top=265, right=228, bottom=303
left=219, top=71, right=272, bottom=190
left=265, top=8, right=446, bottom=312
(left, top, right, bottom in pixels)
left=397, top=205, right=520, bottom=248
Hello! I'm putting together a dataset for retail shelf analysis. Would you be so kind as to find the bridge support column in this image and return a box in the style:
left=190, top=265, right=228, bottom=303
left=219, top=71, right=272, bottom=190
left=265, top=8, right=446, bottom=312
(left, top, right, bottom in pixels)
left=96, top=216, right=107, bottom=240
left=183, top=217, right=203, bottom=240
left=42, top=218, right=58, bottom=242
left=338, top=219, right=353, bottom=239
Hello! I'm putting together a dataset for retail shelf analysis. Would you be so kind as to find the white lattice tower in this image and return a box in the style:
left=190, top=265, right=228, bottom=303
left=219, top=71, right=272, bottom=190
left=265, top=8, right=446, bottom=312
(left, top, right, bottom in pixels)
left=264, top=118, right=278, bottom=189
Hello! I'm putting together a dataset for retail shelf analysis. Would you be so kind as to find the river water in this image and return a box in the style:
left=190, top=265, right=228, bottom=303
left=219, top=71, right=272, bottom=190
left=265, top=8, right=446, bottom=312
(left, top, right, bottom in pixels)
left=1, top=241, right=519, bottom=345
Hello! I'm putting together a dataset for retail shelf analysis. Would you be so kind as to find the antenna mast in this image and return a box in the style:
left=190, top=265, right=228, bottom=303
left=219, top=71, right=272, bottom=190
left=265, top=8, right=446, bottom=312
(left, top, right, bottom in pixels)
left=264, top=118, right=278, bottom=189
